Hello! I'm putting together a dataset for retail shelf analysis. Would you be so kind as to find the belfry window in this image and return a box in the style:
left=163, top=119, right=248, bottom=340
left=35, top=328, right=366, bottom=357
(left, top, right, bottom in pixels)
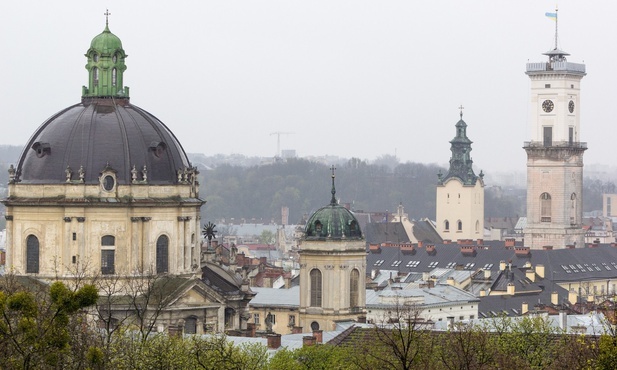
left=26, top=235, right=40, bottom=274
left=156, top=235, right=169, bottom=274
left=310, top=269, right=322, bottom=307
left=457, top=220, right=463, bottom=231
left=93, top=67, right=99, bottom=87
left=444, top=220, right=450, bottom=231
left=541, top=192, right=552, bottom=222
left=101, top=235, right=115, bottom=275
left=350, top=269, right=360, bottom=308
left=112, top=68, right=117, bottom=86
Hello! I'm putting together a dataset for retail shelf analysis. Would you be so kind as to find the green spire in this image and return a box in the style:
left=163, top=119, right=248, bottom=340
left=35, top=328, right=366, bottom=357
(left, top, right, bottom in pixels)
left=438, top=109, right=479, bottom=186
left=82, top=10, right=129, bottom=98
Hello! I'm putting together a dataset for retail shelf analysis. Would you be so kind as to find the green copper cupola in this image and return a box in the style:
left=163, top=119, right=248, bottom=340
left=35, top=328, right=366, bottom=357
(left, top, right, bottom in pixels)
left=82, top=13, right=129, bottom=98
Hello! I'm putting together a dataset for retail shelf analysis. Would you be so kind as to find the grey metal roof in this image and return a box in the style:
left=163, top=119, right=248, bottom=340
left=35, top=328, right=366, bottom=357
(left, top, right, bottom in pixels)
left=250, top=286, right=300, bottom=307
left=16, top=98, right=191, bottom=185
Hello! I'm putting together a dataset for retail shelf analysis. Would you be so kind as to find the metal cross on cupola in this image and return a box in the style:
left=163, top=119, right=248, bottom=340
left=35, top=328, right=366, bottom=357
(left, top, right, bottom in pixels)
left=458, top=104, right=464, bottom=119
left=330, top=165, right=337, bottom=205
left=104, top=9, right=111, bottom=26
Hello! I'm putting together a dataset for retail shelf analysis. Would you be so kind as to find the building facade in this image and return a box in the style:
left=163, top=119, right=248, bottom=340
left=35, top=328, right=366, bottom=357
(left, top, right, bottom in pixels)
left=436, top=113, right=484, bottom=241
left=298, top=169, right=366, bottom=332
left=523, top=38, right=586, bottom=249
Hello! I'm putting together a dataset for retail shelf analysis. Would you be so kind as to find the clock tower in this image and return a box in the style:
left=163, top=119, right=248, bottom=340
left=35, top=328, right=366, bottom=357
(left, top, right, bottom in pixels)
left=523, top=13, right=586, bottom=249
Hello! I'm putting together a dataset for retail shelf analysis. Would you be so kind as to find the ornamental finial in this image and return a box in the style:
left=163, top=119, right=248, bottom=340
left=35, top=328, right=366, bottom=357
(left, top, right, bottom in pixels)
left=330, top=165, right=337, bottom=205
left=458, top=104, right=464, bottom=119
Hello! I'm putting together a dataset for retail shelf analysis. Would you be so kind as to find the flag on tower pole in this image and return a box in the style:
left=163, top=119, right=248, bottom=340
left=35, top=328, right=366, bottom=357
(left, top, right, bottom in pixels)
left=545, top=12, right=557, bottom=21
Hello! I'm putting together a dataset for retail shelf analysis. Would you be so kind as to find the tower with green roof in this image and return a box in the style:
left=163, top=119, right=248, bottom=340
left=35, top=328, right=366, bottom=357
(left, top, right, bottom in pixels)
left=436, top=109, right=485, bottom=241
left=82, top=12, right=129, bottom=98
left=299, top=167, right=366, bottom=333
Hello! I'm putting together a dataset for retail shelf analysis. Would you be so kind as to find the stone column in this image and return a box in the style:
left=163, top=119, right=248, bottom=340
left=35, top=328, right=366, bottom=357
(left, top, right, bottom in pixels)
left=5, top=215, right=13, bottom=269
left=131, top=217, right=141, bottom=272
left=142, top=217, right=151, bottom=271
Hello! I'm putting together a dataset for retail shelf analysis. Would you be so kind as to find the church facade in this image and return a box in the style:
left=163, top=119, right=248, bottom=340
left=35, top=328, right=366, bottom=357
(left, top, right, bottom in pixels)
left=436, top=112, right=485, bottom=241
left=3, top=18, right=253, bottom=334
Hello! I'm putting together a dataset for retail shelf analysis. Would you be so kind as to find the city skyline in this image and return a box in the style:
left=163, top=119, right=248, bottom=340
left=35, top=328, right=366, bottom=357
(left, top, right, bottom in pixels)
left=2, top=1, right=616, bottom=173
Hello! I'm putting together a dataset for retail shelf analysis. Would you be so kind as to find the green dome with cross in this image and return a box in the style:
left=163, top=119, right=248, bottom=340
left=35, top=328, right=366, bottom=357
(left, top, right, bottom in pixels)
left=304, top=168, right=362, bottom=240
left=82, top=11, right=129, bottom=98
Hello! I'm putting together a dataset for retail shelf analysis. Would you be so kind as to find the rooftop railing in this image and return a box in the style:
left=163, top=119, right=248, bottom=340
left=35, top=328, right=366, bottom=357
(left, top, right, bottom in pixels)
left=526, top=61, right=586, bottom=74
left=524, top=141, right=587, bottom=149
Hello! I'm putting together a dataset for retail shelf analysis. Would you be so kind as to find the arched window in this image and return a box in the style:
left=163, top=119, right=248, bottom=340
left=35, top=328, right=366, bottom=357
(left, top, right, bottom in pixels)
left=101, top=235, right=115, bottom=275
left=350, top=269, right=360, bottom=308
left=93, top=67, right=99, bottom=87
left=444, top=220, right=450, bottom=231
left=26, top=235, right=39, bottom=273
left=570, top=193, right=577, bottom=224
left=457, top=220, right=463, bottom=231
left=311, top=321, right=320, bottom=331
left=475, top=220, right=480, bottom=233
left=541, top=192, right=552, bottom=222
left=112, top=68, right=117, bottom=86
left=156, top=235, right=169, bottom=274
left=310, top=269, right=322, bottom=307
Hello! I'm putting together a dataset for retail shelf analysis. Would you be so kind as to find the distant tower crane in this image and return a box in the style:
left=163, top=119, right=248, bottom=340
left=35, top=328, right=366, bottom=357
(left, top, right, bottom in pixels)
left=270, top=131, right=295, bottom=158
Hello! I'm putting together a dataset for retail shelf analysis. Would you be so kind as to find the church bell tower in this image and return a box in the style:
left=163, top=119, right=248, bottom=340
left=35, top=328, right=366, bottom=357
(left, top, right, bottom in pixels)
left=524, top=10, right=586, bottom=249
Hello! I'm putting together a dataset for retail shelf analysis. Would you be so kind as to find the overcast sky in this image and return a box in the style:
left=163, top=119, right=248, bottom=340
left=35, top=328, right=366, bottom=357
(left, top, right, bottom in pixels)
left=1, top=1, right=615, bottom=173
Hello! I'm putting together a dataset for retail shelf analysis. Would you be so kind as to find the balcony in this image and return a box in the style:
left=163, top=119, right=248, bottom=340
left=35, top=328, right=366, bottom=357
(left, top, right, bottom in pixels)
left=524, top=141, right=587, bottom=149
left=526, top=61, right=586, bottom=74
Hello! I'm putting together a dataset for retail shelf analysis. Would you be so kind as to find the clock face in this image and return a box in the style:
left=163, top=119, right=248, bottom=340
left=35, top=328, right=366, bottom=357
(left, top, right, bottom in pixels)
left=542, top=100, right=554, bottom=113
left=569, top=100, right=575, bottom=113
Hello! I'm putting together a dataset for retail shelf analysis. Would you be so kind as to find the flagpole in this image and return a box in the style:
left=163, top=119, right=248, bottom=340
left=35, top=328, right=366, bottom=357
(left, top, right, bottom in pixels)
left=554, top=6, right=558, bottom=50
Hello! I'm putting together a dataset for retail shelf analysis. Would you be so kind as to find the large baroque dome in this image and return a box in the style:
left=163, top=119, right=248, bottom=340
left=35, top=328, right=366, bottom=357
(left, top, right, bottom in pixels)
left=15, top=99, right=191, bottom=185
left=14, top=22, right=191, bottom=185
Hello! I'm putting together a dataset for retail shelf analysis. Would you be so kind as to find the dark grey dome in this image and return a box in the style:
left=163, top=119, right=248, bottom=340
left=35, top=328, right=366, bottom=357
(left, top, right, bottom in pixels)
left=16, top=98, right=191, bottom=185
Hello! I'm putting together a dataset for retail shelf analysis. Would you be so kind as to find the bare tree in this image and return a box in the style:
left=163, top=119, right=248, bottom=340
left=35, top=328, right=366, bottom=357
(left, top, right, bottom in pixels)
left=357, top=301, right=435, bottom=370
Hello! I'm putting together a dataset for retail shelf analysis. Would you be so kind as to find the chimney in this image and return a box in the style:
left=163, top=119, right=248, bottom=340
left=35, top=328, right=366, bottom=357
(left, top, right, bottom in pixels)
left=313, top=329, right=323, bottom=344
left=426, top=244, right=436, bottom=254
left=587, top=294, right=594, bottom=303
left=525, top=269, right=535, bottom=282
left=292, top=326, right=303, bottom=334
left=559, top=311, right=567, bottom=331
left=499, top=260, right=506, bottom=271
left=418, top=241, right=423, bottom=248
left=566, top=244, right=575, bottom=249
left=476, top=239, right=484, bottom=246
left=505, top=238, right=515, bottom=248
left=369, top=244, right=381, bottom=253
left=267, top=334, right=281, bottom=349
left=507, top=283, right=515, bottom=295
left=247, top=323, right=256, bottom=337
left=515, top=246, right=531, bottom=257
left=568, top=290, right=578, bottom=305
left=422, top=272, right=430, bottom=281
left=443, top=239, right=451, bottom=244
left=543, top=245, right=553, bottom=250
left=535, top=264, right=545, bottom=278
left=303, top=336, right=316, bottom=346
left=480, top=289, right=486, bottom=297
left=551, top=291, right=559, bottom=306
left=484, top=269, right=491, bottom=280
left=522, top=302, right=528, bottom=314
left=447, top=277, right=455, bottom=286
left=284, top=276, right=292, bottom=289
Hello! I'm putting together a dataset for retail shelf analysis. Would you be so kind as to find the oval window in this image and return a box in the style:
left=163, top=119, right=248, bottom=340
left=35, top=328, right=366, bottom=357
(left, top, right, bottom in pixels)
left=103, top=175, right=115, bottom=191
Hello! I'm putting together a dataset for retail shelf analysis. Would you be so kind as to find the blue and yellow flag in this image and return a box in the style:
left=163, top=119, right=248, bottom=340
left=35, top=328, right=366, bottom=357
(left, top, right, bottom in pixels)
left=545, top=12, right=557, bottom=21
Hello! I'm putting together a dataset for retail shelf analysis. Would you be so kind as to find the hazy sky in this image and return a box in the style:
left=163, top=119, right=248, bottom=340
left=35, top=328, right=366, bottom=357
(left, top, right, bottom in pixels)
left=1, top=1, right=615, bottom=173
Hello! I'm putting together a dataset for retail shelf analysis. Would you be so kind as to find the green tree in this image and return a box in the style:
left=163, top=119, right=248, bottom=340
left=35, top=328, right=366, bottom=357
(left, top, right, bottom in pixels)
left=259, top=230, right=276, bottom=245
left=0, top=275, right=98, bottom=369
